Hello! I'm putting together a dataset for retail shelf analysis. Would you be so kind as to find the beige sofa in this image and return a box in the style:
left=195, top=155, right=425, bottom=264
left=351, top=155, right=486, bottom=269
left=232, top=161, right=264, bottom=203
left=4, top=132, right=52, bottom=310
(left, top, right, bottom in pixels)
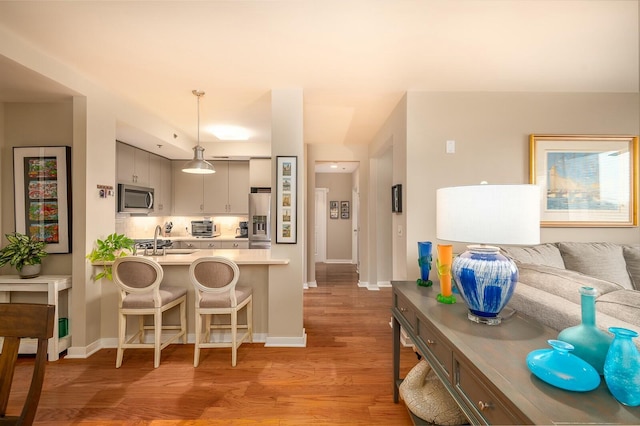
left=501, top=242, right=640, bottom=348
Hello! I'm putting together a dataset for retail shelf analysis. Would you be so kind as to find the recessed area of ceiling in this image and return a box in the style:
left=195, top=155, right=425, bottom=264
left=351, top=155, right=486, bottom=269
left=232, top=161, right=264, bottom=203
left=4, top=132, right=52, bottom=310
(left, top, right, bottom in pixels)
left=315, top=161, right=359, bottom=174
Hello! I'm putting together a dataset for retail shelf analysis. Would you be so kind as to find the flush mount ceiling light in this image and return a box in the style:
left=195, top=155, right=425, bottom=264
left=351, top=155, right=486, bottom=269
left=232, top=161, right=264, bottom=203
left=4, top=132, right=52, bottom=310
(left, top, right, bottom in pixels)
left=207, top=125, right=251, bottom=141
left=182, top=90, right=215, bottom=174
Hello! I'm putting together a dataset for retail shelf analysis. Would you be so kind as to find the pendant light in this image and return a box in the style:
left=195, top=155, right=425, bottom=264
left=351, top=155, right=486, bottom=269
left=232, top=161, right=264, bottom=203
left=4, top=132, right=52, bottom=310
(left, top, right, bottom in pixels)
left=182, top=90, right=215, bottom=174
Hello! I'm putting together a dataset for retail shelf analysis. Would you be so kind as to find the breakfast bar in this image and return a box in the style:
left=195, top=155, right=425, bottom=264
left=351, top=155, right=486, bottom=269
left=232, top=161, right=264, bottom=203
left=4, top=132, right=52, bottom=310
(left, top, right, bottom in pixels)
left=96, top=249, right=289, bottom=344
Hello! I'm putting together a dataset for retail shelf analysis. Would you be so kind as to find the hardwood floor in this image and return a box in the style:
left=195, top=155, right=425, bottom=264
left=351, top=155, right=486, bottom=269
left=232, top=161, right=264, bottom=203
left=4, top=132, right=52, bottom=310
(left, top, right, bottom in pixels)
left=9, top=263, right=418, bottom=425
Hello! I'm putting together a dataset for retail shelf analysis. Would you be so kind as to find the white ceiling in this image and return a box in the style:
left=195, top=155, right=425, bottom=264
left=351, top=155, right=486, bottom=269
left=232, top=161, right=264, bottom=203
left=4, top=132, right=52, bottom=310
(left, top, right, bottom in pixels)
left=0, top=1, right=637, bottom=159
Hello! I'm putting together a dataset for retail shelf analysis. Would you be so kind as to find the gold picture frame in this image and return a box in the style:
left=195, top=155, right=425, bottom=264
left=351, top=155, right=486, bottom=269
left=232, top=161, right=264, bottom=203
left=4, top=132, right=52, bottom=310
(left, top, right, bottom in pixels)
left=529, top=134, right=638, bottom=227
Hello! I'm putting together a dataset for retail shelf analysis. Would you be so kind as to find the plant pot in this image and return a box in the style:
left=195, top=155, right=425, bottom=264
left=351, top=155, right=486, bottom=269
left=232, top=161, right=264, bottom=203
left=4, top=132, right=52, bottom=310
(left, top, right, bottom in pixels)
left=19, top=263, right=42, bottom=279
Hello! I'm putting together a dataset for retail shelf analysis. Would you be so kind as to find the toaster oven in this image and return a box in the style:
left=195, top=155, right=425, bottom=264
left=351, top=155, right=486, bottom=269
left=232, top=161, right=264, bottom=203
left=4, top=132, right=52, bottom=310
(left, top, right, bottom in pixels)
left=191, top=220, right=219, bottom=237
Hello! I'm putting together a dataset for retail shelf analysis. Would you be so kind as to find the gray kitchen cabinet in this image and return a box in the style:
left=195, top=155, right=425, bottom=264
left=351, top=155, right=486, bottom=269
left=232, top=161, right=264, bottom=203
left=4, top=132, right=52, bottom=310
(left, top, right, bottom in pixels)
left=220, top=241, right=249, bottom=249
left=172, top=161, right=205, bottom=214
left=204, top=161, right=230, bottom=213
left=172, top=160, right=249, bottom=215
left=226, top=161, right=250, bottom=214
left=249, top=158, right=272, bottom=188
left=149, top=153, right=172, bottom=215
left=116, top=142, right=150, bottom=186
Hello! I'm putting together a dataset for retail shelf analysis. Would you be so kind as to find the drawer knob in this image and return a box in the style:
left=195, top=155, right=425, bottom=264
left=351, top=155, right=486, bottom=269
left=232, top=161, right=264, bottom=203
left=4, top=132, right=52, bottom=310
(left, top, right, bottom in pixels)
left=427, top=339, right=436, bottom=345
left=399, top=307, right=407, bottom=312
left=478, top=401, right=493, bottom=411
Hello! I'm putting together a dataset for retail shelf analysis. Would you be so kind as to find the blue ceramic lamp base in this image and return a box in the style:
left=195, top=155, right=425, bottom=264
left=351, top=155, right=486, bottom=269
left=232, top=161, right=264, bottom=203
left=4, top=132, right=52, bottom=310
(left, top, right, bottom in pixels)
left=451, top=245, right=519, bottom=326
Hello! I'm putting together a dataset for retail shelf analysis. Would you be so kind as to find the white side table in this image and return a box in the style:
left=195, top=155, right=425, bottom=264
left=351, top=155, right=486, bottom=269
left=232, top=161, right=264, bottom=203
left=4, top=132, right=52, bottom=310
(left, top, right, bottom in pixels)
left=0, top=275, right=72, bottom=361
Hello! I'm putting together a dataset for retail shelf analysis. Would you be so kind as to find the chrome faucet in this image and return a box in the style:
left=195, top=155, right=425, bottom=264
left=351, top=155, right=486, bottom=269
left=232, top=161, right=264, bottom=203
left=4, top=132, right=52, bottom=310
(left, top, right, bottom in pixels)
left=152, top=225, right=163, bottom=255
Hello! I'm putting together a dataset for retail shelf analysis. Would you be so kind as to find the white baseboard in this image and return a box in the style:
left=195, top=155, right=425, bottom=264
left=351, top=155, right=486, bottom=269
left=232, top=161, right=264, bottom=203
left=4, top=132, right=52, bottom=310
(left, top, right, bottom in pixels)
left=264, top=329, right=307, bottom=347
left=65, top=332, right=270, bottom=358
left=324, top=259, right=353, bottom=264
left=304, top=280, right=317, bottom=289
left=378, top=280, right=392, bottom=288
left=66, top=339, right=103, bottom=359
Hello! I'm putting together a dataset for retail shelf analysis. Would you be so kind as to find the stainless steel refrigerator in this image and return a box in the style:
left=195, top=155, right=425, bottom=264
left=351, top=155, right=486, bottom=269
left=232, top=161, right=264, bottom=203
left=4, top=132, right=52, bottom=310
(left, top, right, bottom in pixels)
left=248, top=193, right=271, bottom=249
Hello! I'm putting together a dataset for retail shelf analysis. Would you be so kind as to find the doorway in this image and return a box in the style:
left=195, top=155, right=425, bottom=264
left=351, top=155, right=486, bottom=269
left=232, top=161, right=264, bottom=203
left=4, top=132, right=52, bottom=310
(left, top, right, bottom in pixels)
left=314, top=161, right=360, bottom=277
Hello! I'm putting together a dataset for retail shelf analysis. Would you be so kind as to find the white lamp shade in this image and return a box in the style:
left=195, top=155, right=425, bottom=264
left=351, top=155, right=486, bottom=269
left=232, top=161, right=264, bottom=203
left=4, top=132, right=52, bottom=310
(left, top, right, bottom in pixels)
left=436, top=184, right=540, bottom=245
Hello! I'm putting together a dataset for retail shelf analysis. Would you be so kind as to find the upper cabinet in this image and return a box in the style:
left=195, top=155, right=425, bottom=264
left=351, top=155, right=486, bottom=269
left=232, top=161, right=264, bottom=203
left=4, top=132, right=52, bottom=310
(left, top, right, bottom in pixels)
left=149, top=153, right=172, bottom=215
left=250, top=158, right=272, bottom=188
left=116, top=142, right=150, bottom=186
left=172, top=160, right=249, bottom=215
left=225, top=161, right=250, bottom=214
left=172, top=161, right=204, bottom=214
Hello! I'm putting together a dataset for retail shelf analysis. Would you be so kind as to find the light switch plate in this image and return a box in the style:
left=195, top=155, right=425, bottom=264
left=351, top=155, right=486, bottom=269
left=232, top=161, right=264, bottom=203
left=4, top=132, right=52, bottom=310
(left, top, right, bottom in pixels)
left=446, top=140, right=456, bottom=154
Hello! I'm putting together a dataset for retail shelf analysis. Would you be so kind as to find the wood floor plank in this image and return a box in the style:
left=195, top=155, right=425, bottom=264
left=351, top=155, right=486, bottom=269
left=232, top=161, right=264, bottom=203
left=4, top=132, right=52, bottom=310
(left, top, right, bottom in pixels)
left=10, top=263, right=417, bottom=424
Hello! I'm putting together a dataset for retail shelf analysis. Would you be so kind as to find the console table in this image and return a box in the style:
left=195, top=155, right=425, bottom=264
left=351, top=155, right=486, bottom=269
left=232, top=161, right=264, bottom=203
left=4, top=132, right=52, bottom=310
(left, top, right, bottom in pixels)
left=392, top=280, right=640, bottom=425
left=0, top=275, right=71, bottom=361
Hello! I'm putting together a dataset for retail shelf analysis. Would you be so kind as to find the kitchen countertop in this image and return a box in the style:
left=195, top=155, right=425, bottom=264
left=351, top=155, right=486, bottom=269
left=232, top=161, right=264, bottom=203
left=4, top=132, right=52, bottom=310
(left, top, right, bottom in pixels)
left=167, top=236, right=248, bottom=242
left=93, top=248, right=288, bottom=266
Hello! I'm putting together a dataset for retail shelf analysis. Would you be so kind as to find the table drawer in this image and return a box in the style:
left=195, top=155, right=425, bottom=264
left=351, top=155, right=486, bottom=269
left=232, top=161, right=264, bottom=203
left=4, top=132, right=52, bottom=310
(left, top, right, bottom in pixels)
left=418, top=321, right=452, bottom=379
left=394, top=292, right=416, bottom=331
left=454, top=358, right=520, bottom=425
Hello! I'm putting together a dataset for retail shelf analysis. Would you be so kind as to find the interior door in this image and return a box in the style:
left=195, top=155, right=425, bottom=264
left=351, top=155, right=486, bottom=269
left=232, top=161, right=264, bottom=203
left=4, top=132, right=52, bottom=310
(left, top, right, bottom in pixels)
left=315, top=188, right=328, bottom=263
left=352, top=187, right=360, bottom=273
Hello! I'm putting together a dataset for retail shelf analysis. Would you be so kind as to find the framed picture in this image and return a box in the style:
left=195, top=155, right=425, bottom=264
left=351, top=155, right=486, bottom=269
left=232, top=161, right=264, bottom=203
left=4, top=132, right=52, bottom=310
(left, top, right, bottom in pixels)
left=529, top=134, right=638, bottom=227
left=341, top=201, right=350, bottom=219
left=276, top=156, right=297, bottom=243
left=392, top=184, right=402, bottom=213
left=13, top=146, right=72, bottom=253
left=329, top=201, right=339, bottom=219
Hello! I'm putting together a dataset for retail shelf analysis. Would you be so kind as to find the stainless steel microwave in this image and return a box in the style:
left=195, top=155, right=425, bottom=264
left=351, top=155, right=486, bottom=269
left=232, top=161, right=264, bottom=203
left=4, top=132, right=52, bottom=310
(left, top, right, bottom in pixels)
left=118, top=184, right=154, bottom=214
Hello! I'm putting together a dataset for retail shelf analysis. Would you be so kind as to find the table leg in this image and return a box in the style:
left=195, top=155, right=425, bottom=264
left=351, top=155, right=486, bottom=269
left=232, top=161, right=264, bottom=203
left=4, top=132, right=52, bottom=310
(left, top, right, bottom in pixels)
left=393, top=314, right=400, bottom=403
left=47, top=281, right=60, bottom=361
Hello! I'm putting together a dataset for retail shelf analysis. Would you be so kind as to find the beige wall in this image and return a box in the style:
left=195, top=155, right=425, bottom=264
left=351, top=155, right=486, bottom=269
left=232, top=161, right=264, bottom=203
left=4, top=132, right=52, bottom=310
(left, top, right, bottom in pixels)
left=1, top=102, right=74, bottom=276
left=268, top=89, right=305, bottom=344
left=402, top=92, right=640, bottom=280
left=316, top=172, right=352, bottom=261
left=367, top=95, right=407, bottom=285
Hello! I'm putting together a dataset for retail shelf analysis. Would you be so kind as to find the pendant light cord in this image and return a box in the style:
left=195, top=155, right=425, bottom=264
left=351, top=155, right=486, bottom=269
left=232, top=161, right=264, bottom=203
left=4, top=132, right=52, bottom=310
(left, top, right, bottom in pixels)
left=193, top=89, right=205, bottom=148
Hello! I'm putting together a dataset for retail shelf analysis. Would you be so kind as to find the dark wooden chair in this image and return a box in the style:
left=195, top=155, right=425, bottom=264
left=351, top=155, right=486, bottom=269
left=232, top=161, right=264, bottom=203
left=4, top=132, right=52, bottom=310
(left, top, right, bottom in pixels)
left=0, top=303, right=55, bottom=426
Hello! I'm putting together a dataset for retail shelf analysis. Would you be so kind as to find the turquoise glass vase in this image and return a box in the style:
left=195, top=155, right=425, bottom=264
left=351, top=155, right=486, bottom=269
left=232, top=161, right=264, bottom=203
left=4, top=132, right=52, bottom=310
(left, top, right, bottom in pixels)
left=604, top=327, right=640, bottom=406
left=557, top=286, right=612, bottom=375
left=526, top=339, right=600, bottom=392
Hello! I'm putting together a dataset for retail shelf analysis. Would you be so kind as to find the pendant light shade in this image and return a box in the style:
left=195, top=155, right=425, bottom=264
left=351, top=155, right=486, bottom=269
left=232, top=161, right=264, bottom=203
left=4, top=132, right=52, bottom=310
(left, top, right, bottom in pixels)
left=182, top=90, right=215, bottom=174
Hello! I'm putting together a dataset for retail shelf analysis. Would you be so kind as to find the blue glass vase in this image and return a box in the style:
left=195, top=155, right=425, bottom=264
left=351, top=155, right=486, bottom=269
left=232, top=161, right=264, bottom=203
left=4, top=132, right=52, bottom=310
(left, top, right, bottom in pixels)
left=416, top=241, right=433, bottom=287
left=557, top=286, right=612, bottom=375
left=604, top=327, right=640, bottom=406
left=526, top=339, right=600, bottom=392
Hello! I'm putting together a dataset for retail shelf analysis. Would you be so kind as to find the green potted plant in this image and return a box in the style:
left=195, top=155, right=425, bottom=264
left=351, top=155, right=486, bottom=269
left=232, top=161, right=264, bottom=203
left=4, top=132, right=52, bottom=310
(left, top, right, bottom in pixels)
left=0, top=232, right=48, bottom=278
left=86, top=233, right=135, bottom=281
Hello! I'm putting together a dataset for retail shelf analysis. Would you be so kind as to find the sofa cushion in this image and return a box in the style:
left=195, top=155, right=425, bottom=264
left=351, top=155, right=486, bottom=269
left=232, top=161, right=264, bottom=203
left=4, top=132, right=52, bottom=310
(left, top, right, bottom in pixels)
left=501, top=243, right=565, bottom=269
left=510, top=283, right=640, bottom=349
left=517, top=263, right=623, bottom=305
left=558, top=242, right=634, bottom=289
left=596, top=290, right=640, bottom=328
left=623, top=245, right=640, bottom=290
